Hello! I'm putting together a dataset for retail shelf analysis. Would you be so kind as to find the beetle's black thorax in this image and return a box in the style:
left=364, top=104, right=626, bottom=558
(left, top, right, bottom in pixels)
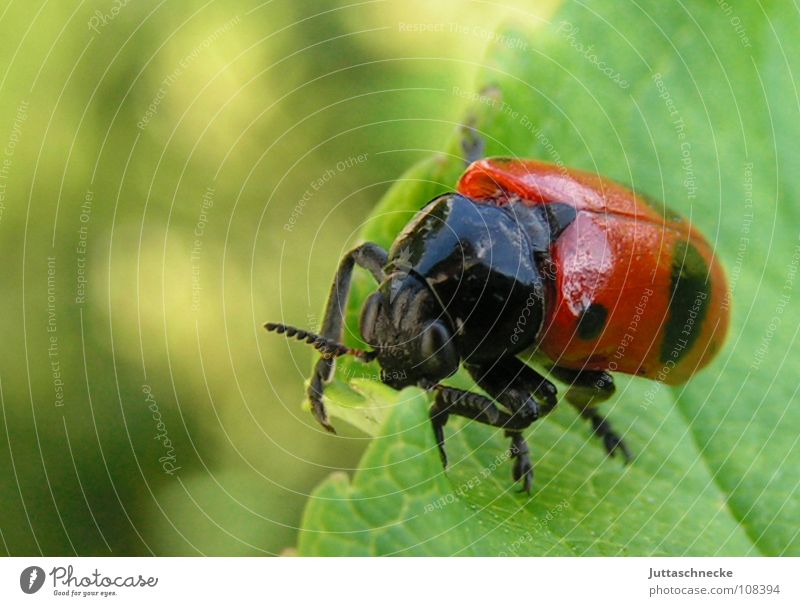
left=386, top=194, right=573, bottom=363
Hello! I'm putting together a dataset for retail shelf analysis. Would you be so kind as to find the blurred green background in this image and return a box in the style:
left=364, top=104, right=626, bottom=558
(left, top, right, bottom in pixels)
left=0, top=0, right=557, bottom=555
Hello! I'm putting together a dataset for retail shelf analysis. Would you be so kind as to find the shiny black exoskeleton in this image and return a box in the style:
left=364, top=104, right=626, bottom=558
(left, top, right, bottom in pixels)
left=266, top=193, right=630, bottom=492
left=365, top=194, right=550, bottom=386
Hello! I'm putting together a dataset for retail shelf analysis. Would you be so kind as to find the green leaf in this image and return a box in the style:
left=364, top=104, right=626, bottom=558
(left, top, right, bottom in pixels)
left=300, top=389, right=758, bottom=556
left=299, top=0, right=800, bottom=555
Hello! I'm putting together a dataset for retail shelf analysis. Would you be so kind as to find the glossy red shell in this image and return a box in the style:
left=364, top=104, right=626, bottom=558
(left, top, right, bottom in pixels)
left=457, top=158, right=730, bottom=385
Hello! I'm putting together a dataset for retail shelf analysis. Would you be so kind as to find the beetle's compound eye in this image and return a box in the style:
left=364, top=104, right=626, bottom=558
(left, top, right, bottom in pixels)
left=419, top=321, right=459, bottom=381
left=420, top=321, right=451, bottom=360
left=360, top=292, right=383, bottom=345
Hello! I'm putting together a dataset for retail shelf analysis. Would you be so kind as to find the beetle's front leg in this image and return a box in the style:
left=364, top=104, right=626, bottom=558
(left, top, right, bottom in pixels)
left=429, top=386, right=503, bottom=467
left=465, top=356, right=558, bottom=424
left=308, top=243, right=387, bottom=432
left=462, top=357, right=559, bottom=492
left=427, top=384, right=536, bottom=492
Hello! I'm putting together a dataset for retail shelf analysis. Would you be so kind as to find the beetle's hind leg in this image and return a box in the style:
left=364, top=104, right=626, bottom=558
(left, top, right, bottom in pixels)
left=459, top=119, right=485, bottom=166
left=582, top=408, right=633, bottom=463
left=550, top=367, right=633, bottom=463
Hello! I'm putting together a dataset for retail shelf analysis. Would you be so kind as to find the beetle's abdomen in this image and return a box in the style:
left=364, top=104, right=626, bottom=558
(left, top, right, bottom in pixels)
left=538, top=211, right=729, bottom=385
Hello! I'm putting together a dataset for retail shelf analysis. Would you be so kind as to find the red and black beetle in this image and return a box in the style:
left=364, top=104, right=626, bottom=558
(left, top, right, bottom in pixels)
left=266, top=158, right=730, bottom=492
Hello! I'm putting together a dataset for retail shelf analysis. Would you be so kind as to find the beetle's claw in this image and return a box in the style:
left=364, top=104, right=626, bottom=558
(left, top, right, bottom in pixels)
left=584, top=409, right=632, bottom=465
left=508, top=432, right=533, bottom=494
left=311, top=397, right=336, bottom=434
left=436, top=441, right=448, bottom=469
left=604, top=433, right=633, bottom=464
left=430, top=405, right=449, bottom=468
left=512, top=456, right=533, bottom=494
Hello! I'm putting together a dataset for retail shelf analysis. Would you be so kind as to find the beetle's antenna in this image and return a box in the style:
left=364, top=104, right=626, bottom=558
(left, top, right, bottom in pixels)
left=264, top=322, right=378, bottom=363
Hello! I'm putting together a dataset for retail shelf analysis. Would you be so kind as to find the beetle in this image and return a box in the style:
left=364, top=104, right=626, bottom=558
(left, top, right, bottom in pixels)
left=266, top=157, right=730, bottom=492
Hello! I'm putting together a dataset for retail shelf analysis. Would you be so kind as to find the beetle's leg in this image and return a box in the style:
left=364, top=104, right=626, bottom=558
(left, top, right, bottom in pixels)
left=582, top=409, right=633, bottom=463
left=308, top=243, right=388, bottom=433
left=429, top=386, right=504, bottom=467
left=462, top=357, right=558, bottom=492
left=550, top=367, right=633, bottom=463
left=507, top=430, right=533, bottom=493
left=465, top=356, right=558, bottom=424
left=427, top=384, right=536, bottom=492
left=460, top=119, right=485, bottom=166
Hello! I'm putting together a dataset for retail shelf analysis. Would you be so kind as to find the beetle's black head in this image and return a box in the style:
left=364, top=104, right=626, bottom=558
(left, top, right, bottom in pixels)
left=360, top=271, right=459, bottom=389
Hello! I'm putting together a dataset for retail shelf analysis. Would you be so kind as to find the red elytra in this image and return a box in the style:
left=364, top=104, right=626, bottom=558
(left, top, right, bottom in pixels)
left=457, top=158, right=730, bottom=385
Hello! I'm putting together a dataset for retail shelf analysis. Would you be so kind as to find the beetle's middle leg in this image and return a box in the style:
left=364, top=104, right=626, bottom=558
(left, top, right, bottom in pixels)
left=550, top=366, right=633, bottom=463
